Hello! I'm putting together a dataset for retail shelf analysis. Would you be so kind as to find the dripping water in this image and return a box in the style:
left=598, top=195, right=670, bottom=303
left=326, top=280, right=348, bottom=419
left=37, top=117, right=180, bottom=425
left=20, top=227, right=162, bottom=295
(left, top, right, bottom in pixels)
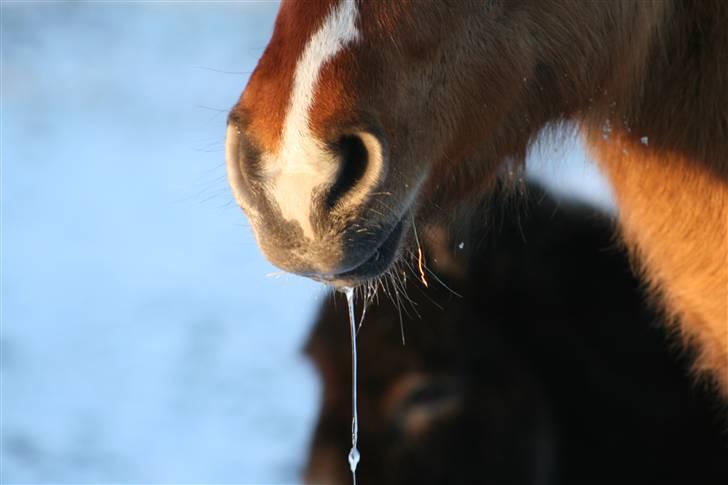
left=342, top=287, right=360, bottom=484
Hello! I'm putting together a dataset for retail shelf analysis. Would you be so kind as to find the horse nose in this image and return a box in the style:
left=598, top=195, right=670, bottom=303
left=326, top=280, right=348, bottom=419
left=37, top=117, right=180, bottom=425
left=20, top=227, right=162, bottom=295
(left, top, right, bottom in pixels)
left=226, top=121, right=398, bottom=277
left=325, top=133, right=372, bottom=209
left=262, top=130, right=387, bottom=242
left=227, top=121, right=388, bottom=240
left=323, top=131, right=387, bottom=213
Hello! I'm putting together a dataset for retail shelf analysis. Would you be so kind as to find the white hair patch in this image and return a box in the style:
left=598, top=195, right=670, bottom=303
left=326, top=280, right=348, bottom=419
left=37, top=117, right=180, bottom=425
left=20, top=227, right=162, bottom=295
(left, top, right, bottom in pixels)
left=265, top=0, right=361, bottom=239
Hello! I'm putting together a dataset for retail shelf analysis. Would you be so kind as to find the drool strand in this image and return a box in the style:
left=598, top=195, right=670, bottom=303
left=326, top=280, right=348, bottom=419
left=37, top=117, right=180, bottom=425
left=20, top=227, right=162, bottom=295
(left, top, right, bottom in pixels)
left=343, top=287, right=361, bottom=485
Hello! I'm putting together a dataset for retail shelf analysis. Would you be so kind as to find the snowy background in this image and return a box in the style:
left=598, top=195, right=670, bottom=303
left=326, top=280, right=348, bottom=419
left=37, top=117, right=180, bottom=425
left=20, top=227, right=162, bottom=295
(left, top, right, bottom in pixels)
left=1, top=2, right=612, bottom=484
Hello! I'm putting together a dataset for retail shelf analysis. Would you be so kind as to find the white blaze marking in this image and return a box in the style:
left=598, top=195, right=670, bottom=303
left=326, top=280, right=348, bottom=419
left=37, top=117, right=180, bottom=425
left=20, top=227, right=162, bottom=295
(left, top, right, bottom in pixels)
left=266, top=0, right=361, bottom=239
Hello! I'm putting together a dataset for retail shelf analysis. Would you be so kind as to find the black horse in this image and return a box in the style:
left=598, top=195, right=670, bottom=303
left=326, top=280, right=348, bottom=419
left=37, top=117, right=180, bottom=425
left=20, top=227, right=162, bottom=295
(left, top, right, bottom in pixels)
left=303, top=184, right=727, bottom=485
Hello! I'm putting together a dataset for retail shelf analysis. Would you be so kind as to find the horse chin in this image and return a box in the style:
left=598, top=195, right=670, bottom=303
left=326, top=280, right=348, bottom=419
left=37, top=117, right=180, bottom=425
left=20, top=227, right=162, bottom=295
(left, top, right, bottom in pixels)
left=318, top=217, right=409, bottom=289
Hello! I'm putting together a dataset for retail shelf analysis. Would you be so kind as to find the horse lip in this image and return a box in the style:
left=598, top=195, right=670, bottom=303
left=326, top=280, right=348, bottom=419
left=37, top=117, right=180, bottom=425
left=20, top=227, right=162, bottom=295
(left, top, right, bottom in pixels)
left=322, top=217, right=406, bottom=286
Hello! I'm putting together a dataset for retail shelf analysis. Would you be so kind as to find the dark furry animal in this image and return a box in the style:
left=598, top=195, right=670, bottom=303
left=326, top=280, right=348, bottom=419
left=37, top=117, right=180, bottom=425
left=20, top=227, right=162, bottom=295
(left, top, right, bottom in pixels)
left=303, top=185, right=727, bottom=485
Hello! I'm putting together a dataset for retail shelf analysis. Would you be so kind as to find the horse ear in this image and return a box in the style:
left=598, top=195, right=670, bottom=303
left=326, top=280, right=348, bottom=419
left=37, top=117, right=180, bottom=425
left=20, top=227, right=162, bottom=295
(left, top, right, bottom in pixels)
left=419, top=223, right=473, bottom=285
left=384, top=373, right=464, bottom=440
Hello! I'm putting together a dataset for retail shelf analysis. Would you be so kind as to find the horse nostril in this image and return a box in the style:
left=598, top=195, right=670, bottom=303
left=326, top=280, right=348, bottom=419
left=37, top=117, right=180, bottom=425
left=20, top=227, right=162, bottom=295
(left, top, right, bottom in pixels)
left=325, top=134, right=370, bottom=210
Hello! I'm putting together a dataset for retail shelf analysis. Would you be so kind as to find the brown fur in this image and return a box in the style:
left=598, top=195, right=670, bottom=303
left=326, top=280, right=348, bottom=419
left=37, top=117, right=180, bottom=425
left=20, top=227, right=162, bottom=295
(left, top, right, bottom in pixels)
left=591, top=133, right=728, bottom=388
left=229, top=0, right=340, bottom=152
left=229, top=1, right=728, bottom=394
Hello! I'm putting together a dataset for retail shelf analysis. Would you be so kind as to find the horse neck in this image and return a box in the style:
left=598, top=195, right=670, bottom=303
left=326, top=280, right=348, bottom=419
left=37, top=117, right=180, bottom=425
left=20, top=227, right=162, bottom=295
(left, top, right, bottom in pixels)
left=581, top=2, right=728, bottom=394
left=583, top=1, right=728, bottom=177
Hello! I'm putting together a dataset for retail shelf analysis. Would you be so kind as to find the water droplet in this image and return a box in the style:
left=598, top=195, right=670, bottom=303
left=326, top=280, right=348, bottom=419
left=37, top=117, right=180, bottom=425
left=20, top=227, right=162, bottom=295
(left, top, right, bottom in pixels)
left=348, top=446, right=360, bottom=471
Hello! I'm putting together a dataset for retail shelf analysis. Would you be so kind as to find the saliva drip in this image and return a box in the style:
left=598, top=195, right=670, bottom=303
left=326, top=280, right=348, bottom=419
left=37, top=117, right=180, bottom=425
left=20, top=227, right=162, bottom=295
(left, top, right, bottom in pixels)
left=343, top=287, right=361, bottom=484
